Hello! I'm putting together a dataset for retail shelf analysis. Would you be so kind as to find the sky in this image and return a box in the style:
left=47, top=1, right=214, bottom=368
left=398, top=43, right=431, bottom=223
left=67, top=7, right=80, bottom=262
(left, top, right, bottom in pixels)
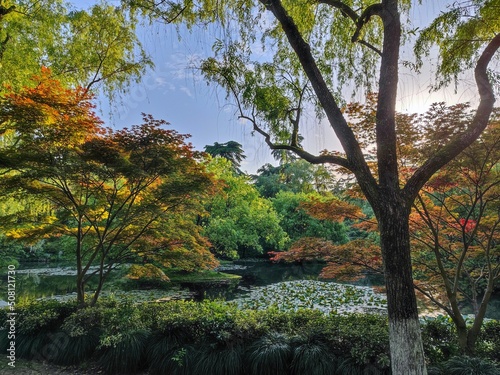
left=71, top=0, right=480, bottom=175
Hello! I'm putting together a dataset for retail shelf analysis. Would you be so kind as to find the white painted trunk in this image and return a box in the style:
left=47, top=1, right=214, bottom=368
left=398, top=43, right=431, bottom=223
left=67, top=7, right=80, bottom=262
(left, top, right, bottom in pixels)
left=389, top=318, right=427, bottom=375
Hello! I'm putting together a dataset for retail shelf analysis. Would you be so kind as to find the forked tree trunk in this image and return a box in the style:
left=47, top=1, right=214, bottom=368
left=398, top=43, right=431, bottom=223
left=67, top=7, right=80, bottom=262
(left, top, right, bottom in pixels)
left=377, top=198, right=427, bottom=375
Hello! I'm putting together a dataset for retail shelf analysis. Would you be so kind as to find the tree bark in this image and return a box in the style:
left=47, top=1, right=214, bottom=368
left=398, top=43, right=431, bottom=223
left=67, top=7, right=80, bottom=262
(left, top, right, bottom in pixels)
left=76, top=218, right=86, bottom=307
left=376, top=195, right=427, bottom=375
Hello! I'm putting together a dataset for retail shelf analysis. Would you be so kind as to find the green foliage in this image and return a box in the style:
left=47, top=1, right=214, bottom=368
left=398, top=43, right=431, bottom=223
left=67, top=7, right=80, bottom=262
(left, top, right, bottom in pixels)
left=335, top=357, right=365, bottom=375
left=478, top=320, right=500, bottom=360
left=415, top=0, right=500, bottom=92
left=0, top=0, right=150, bottom=99
left=254, top=161, right=336, bottom=198
left=14, top=300, right=77, bottom=335
left=204, top=157, right=289, bottom=258
left=328, top=314, right=390, bottom=371
left=193, top=345, right=245, bottom=375
left=272, top=191, right=349, bottom=244
left=2, top=299, right=499, bottom=372
left=51, top=328, right=100, bottom=366
left=204, top=141, right=246, bottom=169
left=146, top=332, right=194, bottom=375
left=421, top=317, right=460, bottom=364
left=1, top=299, right=77, bottom=360
left=98, top=329, right=150, bottom=374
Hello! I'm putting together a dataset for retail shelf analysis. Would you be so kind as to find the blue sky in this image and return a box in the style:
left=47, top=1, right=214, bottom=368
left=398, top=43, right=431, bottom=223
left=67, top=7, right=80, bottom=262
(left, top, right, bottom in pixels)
left=72, top=0, right=477, bottom=174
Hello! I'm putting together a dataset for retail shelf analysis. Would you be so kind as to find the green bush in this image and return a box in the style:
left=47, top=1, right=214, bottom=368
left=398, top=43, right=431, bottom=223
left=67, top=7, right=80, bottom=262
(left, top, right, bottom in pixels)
left=478, top=320, right=500, bottom=361
left=421, top=316, right=459, bottom=364
left=326, top=313, right=391, bottom=371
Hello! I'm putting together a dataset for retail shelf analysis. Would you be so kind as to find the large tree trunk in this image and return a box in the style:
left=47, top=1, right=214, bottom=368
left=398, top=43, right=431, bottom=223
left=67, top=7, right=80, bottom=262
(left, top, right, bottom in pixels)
left=377, top=198, right=427, bottom=375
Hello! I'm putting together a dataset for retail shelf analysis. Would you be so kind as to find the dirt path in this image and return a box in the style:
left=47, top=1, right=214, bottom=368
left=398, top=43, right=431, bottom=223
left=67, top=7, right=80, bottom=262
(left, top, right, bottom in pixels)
left=0, top=360, right=148, bottom=374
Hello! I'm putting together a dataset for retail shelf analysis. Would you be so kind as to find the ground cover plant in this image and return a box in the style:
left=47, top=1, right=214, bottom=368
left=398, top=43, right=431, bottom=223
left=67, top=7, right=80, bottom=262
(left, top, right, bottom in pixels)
left=1, top=299, right=499, bottom=374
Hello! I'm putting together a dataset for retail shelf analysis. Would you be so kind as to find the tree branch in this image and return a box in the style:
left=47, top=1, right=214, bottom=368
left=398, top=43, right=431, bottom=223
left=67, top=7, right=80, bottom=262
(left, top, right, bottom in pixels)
left=260, top=0, right=379, bottom=205
left=404, top=33, right=500, bottom=202
left=243, top=114, right=352, bottom=169
left=319, top=1, right=382, bottom=56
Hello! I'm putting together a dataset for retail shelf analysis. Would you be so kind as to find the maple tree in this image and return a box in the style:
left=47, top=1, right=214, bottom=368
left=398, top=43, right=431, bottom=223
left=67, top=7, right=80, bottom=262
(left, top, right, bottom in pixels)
left=0, top=70, right=217, bottom=306
left=410, top=110, right=500, bottom=354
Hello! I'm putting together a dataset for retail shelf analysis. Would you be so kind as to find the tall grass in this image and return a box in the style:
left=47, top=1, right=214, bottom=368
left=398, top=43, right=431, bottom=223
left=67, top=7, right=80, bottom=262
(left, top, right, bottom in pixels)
left=51, top=328, right=100, bottom=365
left=98, top=329, right=150, bottom=374
left=193, top=344, right=244, bottom=375
left=441, top=356, right=500, bottom=375
left=291, top=340, right=337, bottom=375
left=247, top=331, right=292, bottom=375
left=147, top=332, right=193, bottom=375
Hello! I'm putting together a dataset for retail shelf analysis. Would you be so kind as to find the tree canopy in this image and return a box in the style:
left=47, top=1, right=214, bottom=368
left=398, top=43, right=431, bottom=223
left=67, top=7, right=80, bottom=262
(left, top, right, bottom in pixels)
left=0, top=0, right=151, bottom=98
left=0, top=70, right=217, bottom=305
left=203, top=156, right=288, bottom=259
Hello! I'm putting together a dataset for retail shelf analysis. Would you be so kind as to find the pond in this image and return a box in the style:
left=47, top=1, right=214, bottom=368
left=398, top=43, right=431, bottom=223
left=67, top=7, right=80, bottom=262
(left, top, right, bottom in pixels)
left=1, top=260, right=499, bottom=319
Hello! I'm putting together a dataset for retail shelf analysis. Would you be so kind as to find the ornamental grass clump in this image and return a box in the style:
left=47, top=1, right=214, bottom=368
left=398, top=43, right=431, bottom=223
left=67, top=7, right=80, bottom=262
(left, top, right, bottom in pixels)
left=192, top=344, right=245, bottom=375
left=247, top=331, right=292, bottom=375
left=290, top=338, right=337, bottom=375
left=440, top=356, right=500, bottom=375
left=146, top=331, right=194, bottom=375
left=98, top=329, right=150, bottom=374
left=51, top=306, right=103, bottom=366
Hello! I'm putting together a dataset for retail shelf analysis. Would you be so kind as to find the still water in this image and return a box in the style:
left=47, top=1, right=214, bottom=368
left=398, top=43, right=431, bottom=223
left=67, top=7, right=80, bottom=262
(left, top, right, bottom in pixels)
left=1, top=261, right=499, bottom=319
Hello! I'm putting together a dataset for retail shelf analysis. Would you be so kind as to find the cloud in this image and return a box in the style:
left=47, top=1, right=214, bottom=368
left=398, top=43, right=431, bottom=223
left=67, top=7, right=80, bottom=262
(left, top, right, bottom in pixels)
left=180, top=86, right=193, bottom=98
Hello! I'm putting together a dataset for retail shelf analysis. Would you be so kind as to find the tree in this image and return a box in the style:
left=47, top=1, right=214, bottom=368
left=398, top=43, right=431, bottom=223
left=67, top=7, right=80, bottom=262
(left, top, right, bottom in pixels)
left=0, top=70, right=217, bottom=306
left=125, top=1, right=500, bottom=372
left=204, top=140, right=246, bottom=169
left=0, top=1, right=150, bottom=97
left=203, top=156, right=288, bottom=259
left=271, top=190, right=348, bottom=244
left=410, top=110, right=500, bottom=354
left=253, top=159, right=335, bottom=198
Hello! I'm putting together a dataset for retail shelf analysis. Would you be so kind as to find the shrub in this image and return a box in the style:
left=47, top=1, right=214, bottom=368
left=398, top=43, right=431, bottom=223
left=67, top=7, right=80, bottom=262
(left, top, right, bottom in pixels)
left=478, top=320, right=500, bottom=362
left=421, top=317, right=459, bottom=364
left=326, top=313, right=390, bottom=371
